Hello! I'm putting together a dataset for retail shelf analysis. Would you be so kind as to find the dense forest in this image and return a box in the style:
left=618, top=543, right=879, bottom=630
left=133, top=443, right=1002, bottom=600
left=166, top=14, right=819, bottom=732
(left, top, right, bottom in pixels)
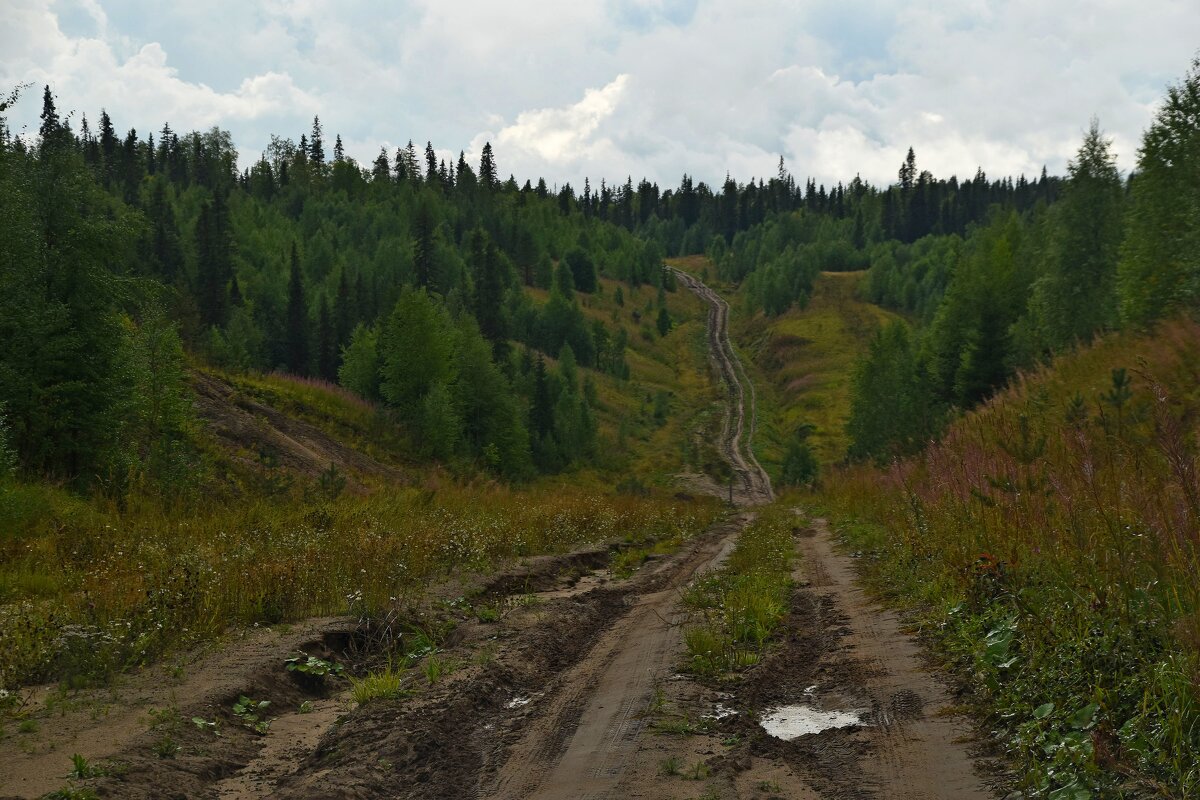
left=3, top=56, right=1198, bottom=496
left=695, top=62, right=1200, bottom=466
left=0, top=86, right=677, bottom=490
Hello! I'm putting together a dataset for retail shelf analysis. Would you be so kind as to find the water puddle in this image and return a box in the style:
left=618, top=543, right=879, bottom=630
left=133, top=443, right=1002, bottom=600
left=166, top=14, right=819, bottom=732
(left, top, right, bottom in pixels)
left=759, top=705, right=866, bottom=740
left=704, top=703, right=738, bottom=720
left=505, top=696, right=531, bottom=709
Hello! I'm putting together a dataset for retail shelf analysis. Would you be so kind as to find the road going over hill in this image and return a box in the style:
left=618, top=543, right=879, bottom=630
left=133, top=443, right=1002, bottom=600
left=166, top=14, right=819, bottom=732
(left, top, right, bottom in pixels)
left=671, top=267, right=774, bottom=506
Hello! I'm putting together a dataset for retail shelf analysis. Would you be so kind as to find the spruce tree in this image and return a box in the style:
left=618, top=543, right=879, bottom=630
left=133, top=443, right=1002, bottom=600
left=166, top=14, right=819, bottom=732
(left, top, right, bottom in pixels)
left=479, top=142, right=497, bottom=190
left=334, top=269, right=353, bottom=346
left=413, top=201, right=435, bottom=290
left=530, top=355, right=554, bottom=438
left=309, top=116, right=325, bottom=166
left=470, top=230, right=508, bottom=359
left=38, top=85, right=65, bottom=149
left=425, top=141, right=438, bottom=184
left=285, top=243, right=310, bottom=374
left=195, top=198, right=231, bottom=327
left=656, top=306, right=671, bottom=336
left=317, top=295, right=336, bottom=380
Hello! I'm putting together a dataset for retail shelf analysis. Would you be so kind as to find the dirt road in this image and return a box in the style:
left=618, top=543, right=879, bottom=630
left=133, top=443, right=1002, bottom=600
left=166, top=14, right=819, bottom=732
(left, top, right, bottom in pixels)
left=671, top=268, right=774, bottom=506
left=5, top=276, right=998, bottom=800
left=483, top=515, right=749, bottom=800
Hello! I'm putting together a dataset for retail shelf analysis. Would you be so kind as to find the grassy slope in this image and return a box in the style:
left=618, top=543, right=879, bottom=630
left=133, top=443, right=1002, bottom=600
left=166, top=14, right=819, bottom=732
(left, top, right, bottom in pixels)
left=0, top=279, right=726, bottom=691
left=737, top=271, right=899, bottom=468
left=523, top=276, right=724, bottom=491
left=666, top=260, right=899, bottom=471
left=820, top=318, right=1200, bottom=796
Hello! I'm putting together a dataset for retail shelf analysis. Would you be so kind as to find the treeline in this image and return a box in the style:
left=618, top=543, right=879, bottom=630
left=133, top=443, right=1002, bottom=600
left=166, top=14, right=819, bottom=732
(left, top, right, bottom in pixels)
left=563, top=151, right=1060, bottom=265
left=847, top=59, right=1200, bottom=462
left=679, top=153, right=1063, bottom=319
left=0, top=88, right=676, bottom=489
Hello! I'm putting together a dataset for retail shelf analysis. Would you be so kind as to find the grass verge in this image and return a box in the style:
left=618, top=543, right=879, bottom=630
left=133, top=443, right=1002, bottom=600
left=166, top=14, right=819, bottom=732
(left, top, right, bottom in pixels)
left=0, top=485, right=720, bottom=690
left=681, top=507, right=795, bottom=679
left=818, top=318, right=1200, bottom=797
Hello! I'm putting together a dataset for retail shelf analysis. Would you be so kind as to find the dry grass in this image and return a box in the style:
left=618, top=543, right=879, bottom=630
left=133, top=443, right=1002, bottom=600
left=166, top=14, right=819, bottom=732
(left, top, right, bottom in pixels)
left=821, top=317, right=1200, bottom=794
left=0, top=481, right=720, bottom=689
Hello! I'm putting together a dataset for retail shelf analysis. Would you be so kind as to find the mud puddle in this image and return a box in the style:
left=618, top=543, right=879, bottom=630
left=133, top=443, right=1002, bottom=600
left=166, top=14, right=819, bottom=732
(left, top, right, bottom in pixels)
left=760, top=705, right=867, bottom=740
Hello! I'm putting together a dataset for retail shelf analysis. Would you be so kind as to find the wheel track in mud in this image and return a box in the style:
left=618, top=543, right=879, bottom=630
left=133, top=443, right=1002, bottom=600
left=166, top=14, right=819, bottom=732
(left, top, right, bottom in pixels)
left=670, top=268, right=774, bottom=506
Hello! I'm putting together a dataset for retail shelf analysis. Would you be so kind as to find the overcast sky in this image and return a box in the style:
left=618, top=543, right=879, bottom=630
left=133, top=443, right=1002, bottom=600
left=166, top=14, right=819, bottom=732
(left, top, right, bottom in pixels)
left=3, top=0, right=1198, bottom=189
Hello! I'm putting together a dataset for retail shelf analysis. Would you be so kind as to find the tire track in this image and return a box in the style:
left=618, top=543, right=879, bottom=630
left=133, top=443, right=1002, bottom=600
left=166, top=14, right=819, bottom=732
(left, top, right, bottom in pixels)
left=671, top=268, right=774, bottom=506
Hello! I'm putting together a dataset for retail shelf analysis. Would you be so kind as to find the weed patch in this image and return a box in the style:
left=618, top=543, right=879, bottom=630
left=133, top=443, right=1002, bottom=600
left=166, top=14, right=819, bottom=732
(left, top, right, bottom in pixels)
left=818, top=317, right=1200, bottom=796
left=682, top=510, right=793, bottom=679
left=0, top=487, right=717, bottom=689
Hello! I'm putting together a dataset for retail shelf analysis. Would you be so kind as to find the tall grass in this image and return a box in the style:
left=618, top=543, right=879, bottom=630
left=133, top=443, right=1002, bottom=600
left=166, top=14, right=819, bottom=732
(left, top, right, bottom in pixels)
left=822, top=318, right=1200, bottom=795
left=682, top=507, right=794, bottom=678
left=0, top=483, right=719, bottom=690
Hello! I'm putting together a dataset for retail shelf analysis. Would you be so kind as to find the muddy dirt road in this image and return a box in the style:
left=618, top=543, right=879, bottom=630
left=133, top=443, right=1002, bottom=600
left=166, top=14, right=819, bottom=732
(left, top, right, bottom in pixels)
left=2, top=275, right=998, bottom=800
left=483, top=515, right=749, bottom=800
left=671, top=268, right=774, bottom=506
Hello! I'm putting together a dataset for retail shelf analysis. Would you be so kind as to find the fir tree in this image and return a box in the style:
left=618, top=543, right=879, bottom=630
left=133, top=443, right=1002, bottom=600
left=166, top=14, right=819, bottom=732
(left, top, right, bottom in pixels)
left=285, top=243, right=310, bottom=374
left=479, top=141, right=497, bottom=190
left=309, top=116, right=325, bottom=166
left=530, top=355, right=554, bottom=438
left=425, top=141, right=438, bottom=184
left=413, top=201, right=435, bottom=290
left=317, top=295, right=336, bottom=380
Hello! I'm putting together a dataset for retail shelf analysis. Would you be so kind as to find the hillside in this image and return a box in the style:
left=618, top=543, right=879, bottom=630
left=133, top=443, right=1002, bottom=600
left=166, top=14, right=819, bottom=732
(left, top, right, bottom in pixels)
left=820, top=318, right=1200, bottom=795
left=735, top=270, right=901, bottom=468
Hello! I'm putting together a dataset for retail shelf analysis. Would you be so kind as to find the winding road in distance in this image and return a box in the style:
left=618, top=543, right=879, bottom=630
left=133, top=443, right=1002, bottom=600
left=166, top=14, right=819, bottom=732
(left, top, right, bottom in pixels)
left=670, top=267, right=774, bottom=507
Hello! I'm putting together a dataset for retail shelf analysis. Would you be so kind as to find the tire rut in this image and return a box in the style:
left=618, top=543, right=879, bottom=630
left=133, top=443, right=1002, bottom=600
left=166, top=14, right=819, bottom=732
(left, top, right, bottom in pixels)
left=671, top=268, right=774, bottom=506
left=482, top=515, right=749, bottom=800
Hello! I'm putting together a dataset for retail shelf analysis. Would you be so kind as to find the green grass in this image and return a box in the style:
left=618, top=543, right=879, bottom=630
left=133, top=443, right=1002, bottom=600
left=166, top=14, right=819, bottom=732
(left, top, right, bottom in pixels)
left=0, top=482, right=719, bottom=690
left=349, top=662, right=409, bottom=705
left=681, top=506, right=795, bottom=679
left=736, top=271, right=900, bottom=468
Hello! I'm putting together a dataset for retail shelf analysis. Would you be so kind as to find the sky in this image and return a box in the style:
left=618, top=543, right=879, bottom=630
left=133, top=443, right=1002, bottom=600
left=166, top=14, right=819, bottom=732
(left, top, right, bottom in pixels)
left=3, top=0, right=1198, bottom=189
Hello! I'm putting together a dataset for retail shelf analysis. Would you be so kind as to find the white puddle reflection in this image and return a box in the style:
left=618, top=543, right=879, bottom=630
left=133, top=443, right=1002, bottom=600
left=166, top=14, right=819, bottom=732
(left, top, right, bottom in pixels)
left=505, top=696, right=531, bottom=709
left=759, top=705, right=865, bottom=740
left=704, top=703, right=738, bottom=720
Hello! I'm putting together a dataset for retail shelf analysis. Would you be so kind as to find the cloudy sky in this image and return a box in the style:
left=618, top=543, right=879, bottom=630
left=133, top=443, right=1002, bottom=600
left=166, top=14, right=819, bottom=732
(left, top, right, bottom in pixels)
left=3, top=0, right=1198, bottom=188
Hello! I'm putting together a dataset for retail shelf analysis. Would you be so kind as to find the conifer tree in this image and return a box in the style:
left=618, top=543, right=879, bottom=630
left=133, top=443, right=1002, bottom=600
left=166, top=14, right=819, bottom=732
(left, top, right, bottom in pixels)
left=470, top=229, right=508, bottom=359
left=285, top=243, right=310, bottom=374
left=564, top=247, right=597, bottom=293
left=1118, top=57, right=1200, bottom=326
left=456, top=151, right=476, bottom=192
left=534, top=252, right=554, bottom=289
left=334, top=270, right=353, bottom=346
left=38, top=85, right=65, bottom=149
left=195, top=194, right=233, bottom=327
left=372, top=147, right=390, bottom=182
left=656, top=306, right=671, bottom=336
left=530, top=355, right=554, bottom=438
left=413, top=201, right=435, bottom=290
left=425, top=141, right=438, bottom=184
left=317, top=295, right=336, bottom=380
left=309, top=116, right=325, bottom=166
left=1036, top=120, right=1124, bottom=345
left=554, top=257, right=575, bottom=299
left=479, top=142, right=497, bottom=190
